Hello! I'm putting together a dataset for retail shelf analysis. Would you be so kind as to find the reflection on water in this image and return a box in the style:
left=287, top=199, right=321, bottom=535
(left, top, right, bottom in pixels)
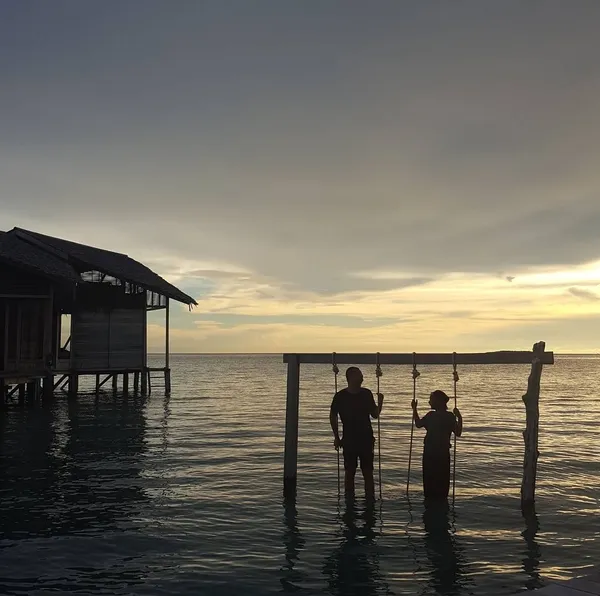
left=0, top=355, right=599, bottom=594
left=323, top=497, right=388, bottom=596
left=0, top=393, right=153, bottom=593
left=422, top=499, right=468, bottom=596
left=280, top=499, right=306, bottom=592
left=522, top=506, right=543, bottom=591
left=1, top=397, right=147, bottom=539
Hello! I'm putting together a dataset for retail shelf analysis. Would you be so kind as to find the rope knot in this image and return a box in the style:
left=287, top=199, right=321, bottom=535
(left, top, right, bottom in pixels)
left=453, top=370, right=459, bottom=382
left=412, top=368, right=420, bottom=380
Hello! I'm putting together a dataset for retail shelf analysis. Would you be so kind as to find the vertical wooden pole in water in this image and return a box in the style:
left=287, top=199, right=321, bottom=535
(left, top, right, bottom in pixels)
left=123, top=373, right=129, bottom=395
left=95, top=374, right=100, bottom=396
left=26, top=381, right=36, bottom=402
left=43, top=375, right=54, bottom=400
left=134, top=372, right=140, bottom=393
left=141, top=296, right=148, bottom=396
left=68, top=295, right=75, bottom=398
left=164, top=298, right=171, bottom=395
left=68, top=374, right=78, bottom=399
left=283, top=354, right=300, bottom=499
left=112, top=374, right=118, bottom=394
left=521, top=341, right=545, bottom=509
left=43, top=288, right=54, bottom=400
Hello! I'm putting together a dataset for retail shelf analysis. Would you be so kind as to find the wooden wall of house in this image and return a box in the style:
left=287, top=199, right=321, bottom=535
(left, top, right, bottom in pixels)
left=0, top=267, right=50, bottom=296
left=0, top=264, right=52, bottom=377
left=76, top=283, right=146, bottom=310
left=71, top=309, right=144, bottom=371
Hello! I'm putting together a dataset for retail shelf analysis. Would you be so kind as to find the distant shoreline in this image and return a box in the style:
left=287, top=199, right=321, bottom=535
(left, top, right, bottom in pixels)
left=147, top=352, right=599, bottom=356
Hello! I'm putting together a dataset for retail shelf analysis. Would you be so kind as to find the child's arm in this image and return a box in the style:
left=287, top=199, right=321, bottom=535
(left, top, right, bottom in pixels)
left=453, top=407, right=463, bottom=437
left=411, top=399, right=426, bottom=428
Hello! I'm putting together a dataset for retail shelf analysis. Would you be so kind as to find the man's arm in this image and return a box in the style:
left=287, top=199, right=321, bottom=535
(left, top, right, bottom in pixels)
left=369, top=390, right=384, bottom=418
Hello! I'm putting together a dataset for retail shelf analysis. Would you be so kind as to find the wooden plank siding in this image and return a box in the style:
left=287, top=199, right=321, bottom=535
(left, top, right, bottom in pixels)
left=0, top=295, right=51, bottom=379
left=108, top=309, right=144, bottom=369
left=71, top=308, right=144, bottom=371
left=0, top=267, right=50, bottom=296
left=71, top=311, right=110, bottom=370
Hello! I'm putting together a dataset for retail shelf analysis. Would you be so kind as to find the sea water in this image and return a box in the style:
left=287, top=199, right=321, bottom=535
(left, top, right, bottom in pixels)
left=0, top=354, right=598, bottom=595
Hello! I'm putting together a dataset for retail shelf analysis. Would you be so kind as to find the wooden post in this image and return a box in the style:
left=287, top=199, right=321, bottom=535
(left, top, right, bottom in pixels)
left=283, top=354, right=301, bottom=499
left=112, top=374, right=118, bottom=394
left=165, top=298, right=170, bottom=370
left=133, top=371, right=140, bottom=393
left=165, top=298, right=171, bottom=394
left=141, top=370, right=148, bottom=395
left=521, top=341, right=546, bottom=509
left=141, top=296, right=148, bottom=396
left=43, top=375, right=54, bottom=399
left=18, top=383, right=25, bottom=406
left=95, top=373, right=100, bottom=396
left=68, top=374, right=78, bottom=399
left=123, top=372, right=129, bottom=395
left=26, top=381, right=36, bottom=402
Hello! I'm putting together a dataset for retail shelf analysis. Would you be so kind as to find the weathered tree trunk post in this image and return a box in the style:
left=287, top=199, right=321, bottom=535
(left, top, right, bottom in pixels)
left=283, top=355, right=300, bottom=499
left=521, top=341, right=546, bottom=509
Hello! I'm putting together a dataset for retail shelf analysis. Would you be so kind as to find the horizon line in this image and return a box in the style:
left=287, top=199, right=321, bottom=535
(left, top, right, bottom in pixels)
left=147, top=351, right=599, bottom=356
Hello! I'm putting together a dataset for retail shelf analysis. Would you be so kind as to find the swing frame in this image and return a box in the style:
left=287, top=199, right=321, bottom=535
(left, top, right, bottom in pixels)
left=282, top=345, right=554, bottom=505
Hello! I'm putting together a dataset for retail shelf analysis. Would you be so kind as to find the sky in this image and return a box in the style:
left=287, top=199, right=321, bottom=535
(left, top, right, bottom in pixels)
left=2, top=1, right=600, bottom=353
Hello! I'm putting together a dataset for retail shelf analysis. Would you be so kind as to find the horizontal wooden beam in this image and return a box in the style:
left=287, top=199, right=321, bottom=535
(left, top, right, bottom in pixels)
left=0, top=294, right=50, bottom=299
left=282, top=351, right=554, bottom=366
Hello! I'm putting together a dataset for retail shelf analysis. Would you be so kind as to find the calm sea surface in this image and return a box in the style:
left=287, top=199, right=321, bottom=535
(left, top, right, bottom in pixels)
left=0, top=354, right=598, bottom=595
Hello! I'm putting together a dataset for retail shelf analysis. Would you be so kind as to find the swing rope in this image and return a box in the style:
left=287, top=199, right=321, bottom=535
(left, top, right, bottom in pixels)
left=332, top=352, right=340, bottom=496
left=375, top=352, right=383, bottom=500
left=406, top=352, right=420, bottom=494
left=452, top=352, right=459, bottom=503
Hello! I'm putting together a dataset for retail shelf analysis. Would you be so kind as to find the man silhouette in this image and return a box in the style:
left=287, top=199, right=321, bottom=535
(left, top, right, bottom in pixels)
left=330, top=367, right=384, bottom=499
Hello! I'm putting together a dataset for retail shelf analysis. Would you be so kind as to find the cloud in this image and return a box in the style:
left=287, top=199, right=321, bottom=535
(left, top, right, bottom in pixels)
left=141, top=262, right=600, bottom=351
left=2, top=2, right=600, bottom=350
left=194, top=313, right=402, bottom=329
left=568, top=287, right=600, bottom=302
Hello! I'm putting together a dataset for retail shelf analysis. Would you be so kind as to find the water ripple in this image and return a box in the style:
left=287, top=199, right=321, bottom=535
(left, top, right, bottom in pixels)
left=0, top=354, right=598, bottom=594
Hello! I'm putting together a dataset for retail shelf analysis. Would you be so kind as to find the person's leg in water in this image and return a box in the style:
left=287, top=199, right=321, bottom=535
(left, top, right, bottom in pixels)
left=360, top=448, right=376, bottom=500
left=423, top=450, right=451, bottom=500
left=343, top=448, right=358, bottom=495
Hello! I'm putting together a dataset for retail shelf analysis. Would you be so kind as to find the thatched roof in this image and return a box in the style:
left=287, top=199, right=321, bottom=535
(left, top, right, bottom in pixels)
left=0, top=231, right=80, bottom=284
left=0, top=228, right=196, bottom=306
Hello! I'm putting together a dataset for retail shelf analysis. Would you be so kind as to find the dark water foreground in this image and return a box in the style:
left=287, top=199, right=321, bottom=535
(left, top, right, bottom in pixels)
left=0, top=354, right=598, bottom=595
